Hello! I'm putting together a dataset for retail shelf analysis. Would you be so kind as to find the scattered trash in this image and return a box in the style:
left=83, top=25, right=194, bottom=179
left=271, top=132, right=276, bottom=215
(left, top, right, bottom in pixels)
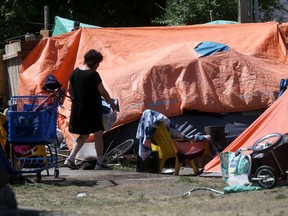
left=183, top=187, right=224, bottom=197
left=227, top=174, right=250, bottom=186
left=77, top=193, right=87, bottom=198
left=163, top=168, right=174, bottom=174
left=223, top=185, right=262, bottom=194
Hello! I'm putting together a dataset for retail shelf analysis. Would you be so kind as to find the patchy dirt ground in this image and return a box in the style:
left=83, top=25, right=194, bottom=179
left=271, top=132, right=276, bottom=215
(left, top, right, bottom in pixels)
left=6, top=166, right=288, bottom=216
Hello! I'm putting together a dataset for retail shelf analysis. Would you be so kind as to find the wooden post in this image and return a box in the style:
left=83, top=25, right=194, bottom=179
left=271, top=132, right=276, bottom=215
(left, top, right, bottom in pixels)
left=209, top=10, right=214, bottom=22
left=40, top=30, right=50, bottom=38
left=0, top=54, right=8, bottom=109
left=44, top=5, right=49, bottom=30
left=40, top=6, right=50, bottom=38
left=238, top=0, right=252, bottom=23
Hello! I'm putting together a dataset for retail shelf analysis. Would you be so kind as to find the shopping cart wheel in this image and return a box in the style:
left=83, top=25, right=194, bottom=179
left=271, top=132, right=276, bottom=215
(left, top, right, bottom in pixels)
left=256, top=165, right=277, bottom=189
left=36, top=172, right=42, bottom=183
left=54, top=167, right=59, bottom=178
left=252, top=133, right=283, bottom=153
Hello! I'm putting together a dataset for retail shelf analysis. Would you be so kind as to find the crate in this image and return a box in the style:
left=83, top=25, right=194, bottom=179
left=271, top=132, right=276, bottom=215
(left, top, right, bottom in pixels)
left=8, top=95, right=57, bottom=143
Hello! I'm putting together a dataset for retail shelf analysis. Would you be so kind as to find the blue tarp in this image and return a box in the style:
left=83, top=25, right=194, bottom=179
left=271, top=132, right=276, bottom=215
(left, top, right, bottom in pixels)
left=194, top=41, right=230, bottom=57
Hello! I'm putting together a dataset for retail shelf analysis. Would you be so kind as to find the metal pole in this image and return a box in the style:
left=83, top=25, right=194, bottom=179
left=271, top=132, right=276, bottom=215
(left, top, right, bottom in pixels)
left=44, top=5, right=49, bottom=30
left=249, top=0, right=253, bottom=22
left=254, top=0, right=259, bottom=22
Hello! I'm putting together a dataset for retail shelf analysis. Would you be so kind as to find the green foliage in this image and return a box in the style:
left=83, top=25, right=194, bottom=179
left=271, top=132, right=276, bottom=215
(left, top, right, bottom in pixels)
left=153, top=0, right=238, bottom=26
left=0, top=0, right=165, bottom=41
left=275, top=194, right=287, bottom=200
left=67, top=0, right=165, bottom=27
left=0, top=0, right=287, bottom=41
left=0, top=0, right=71, bottom=40
left=153, top=0, right=288, bottom=26
left=259, top=0, right=288, bottom=22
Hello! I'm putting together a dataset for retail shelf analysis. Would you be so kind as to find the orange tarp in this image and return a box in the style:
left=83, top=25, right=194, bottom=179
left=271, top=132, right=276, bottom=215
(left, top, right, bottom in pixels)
left=19, top=22, right=288, bottom=149
left=204, top=89, right=288, bottom=173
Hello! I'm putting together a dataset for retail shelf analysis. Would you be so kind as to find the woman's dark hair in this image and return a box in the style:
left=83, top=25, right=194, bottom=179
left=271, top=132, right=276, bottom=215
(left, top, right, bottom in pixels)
left=84, top=49, right=103, bottom=68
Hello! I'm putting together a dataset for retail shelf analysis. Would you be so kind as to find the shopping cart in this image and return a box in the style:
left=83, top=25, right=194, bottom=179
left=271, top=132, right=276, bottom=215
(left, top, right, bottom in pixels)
left=8, top=95, right=59, bottom=182
left=235, top=133, right=288, bottom=189
left=7, top=75, right=66, bottom=182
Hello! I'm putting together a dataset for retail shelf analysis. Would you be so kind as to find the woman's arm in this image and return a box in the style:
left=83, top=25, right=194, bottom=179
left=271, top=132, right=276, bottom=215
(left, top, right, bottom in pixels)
left=67, top=80, right=73, bottom=98
left=97, top=82, right=116, bottom=111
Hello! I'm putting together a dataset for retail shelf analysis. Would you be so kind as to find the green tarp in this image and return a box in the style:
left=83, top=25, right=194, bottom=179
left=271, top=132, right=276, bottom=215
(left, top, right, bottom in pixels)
left=206, top=20, right=239, bottom=25
left=51, top=16, right=101, bottom=36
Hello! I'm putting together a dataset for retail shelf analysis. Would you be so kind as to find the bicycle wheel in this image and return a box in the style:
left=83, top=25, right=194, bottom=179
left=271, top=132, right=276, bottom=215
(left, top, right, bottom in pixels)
left=104, top=139, right=134, bottom=164
left=252, top=133, right=282, bottom=153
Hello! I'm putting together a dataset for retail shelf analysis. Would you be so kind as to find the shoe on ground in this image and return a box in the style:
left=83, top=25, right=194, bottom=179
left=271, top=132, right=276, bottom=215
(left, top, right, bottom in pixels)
left=94, top=162, right=113, bottom=170
left=64, top=159, right=79, bottom=170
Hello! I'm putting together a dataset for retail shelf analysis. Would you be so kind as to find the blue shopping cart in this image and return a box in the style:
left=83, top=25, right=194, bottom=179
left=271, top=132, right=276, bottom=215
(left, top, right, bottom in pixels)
left=8, top=95, right=60, bottom=182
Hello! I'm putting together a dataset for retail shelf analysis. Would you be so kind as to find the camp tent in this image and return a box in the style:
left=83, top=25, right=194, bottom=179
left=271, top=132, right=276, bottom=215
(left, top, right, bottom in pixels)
left=19, top=22, right=288, bottom=150
left=51, top=16, right=101, bottom=36
left=205, top=20, right=239, bottom=25
left=204, top=88, right=288, bottom=174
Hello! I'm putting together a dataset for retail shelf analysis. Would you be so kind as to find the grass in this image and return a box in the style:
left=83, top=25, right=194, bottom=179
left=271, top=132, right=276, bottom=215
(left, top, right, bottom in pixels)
left=112, top=162, right=136, bottom=171
left=178, top=175, right=226, bottom=190
left=8, top=172, right=288, bottom=216
left=275, top=194, right=287, bottom=200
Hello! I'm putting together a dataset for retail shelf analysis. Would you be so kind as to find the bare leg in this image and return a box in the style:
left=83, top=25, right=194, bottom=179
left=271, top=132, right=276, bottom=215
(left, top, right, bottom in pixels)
left=93, top=130, right=104, bottom=164
left=93, top=130, right=112, bottom=169
left=68, top=134, right=89, bottom=162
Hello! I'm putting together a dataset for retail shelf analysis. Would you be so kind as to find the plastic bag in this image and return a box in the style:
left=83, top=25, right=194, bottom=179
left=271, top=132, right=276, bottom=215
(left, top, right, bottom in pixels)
left=220, top=152, right=250, bottom=185
left=227, top=174, right=250, bottom=186
left=102, top=109, right=117, bottom=131
left=102, top=99, right=118, bottom=131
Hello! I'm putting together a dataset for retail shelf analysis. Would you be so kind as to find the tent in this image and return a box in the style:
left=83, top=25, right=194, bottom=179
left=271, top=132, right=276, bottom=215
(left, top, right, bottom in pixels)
left=51, top=16, right=101, bottom=36
left=204, top=88, right=288, bottom=174
left=19, top=22, right=288, bottom=150
left=205, top=20, right=239, bottom=25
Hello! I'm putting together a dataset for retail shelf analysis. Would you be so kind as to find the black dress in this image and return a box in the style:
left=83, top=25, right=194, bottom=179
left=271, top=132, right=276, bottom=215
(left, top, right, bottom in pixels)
left=68, top=68, right=104, bottom=134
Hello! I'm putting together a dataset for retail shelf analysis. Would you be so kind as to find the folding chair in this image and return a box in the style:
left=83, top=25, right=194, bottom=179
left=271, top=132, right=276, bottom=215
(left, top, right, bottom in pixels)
left=151, top=122, right=210, bottom=175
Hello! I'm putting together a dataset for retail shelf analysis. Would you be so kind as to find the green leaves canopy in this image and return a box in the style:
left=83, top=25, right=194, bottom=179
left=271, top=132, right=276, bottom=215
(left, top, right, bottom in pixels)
left=0, top=0, right=165, bottom=40
left=0, top=0, right=286, bottom=41
left=153, top=0, right=287, bottom=26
